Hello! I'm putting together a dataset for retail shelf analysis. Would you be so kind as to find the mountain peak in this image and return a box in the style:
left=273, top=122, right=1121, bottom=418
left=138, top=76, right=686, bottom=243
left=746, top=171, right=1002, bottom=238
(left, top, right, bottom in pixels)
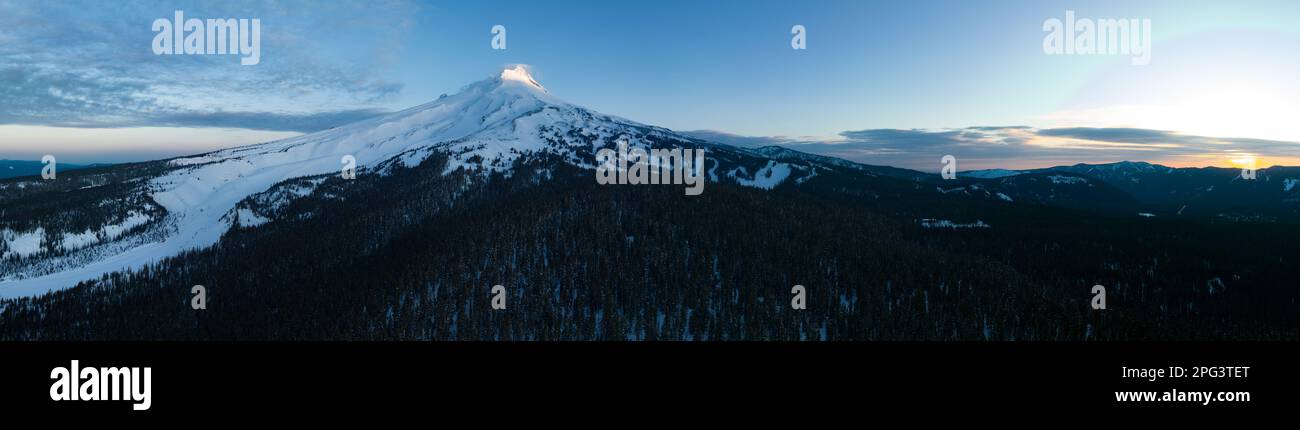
left=499, top=65, right=545, bottom=91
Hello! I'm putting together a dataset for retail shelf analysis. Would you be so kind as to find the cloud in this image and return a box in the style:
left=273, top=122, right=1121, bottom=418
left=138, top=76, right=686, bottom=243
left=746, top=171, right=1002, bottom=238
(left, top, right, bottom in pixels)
left=690, top=126, right=1300, bottom=171
left=680, top=130, right=820, bottom=147
left=835, top=128, right=1031, bottom=148
left=0, top=64, right=389, bottom=131
left=1036, top=127, right=1203, bottom=144
left=148, top=109, right=389, bottom=132
left=1033, top=127, right=1300, bottom=154
left=0, top=0, right=413, bottom=132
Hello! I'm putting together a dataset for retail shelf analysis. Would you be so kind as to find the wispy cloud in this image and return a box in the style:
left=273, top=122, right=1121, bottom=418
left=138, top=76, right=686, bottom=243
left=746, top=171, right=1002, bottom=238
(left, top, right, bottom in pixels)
left=681, top=130, right=822, bottom=147
left=0, top=0, right=413, bottom=132
left=130, top=109, right=391, bottom=133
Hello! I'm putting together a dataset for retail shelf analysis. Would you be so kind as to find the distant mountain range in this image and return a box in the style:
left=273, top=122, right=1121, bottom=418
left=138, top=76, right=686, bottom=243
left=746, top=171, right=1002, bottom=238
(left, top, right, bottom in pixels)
left=963, top=161, right=1300, bottom=219
left=0, top=160, right=109, bottom=180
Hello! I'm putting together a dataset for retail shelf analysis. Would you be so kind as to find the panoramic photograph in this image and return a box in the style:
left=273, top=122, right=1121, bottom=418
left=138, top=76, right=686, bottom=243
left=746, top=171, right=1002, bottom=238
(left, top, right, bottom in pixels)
left=0, top=0, right=1294, bottom=414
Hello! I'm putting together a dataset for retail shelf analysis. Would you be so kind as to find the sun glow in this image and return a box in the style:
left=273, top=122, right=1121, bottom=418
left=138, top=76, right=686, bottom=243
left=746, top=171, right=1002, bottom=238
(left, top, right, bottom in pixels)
left=1177, top=81, right=1300, bottom=143
left=1042, top=81, right=1300, bottom=144
left=1230, top=155, right=1258, bottom=168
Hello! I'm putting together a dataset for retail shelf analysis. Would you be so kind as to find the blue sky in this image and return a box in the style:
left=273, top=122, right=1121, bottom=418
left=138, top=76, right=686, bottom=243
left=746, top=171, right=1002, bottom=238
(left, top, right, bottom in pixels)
left=1, top=0, right=1297, bottom=170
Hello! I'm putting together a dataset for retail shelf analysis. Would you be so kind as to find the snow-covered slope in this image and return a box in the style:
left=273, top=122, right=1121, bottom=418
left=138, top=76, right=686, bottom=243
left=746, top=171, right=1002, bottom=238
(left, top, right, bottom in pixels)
left=0, top=66, right=821, bottom=298
left=0, top=67, right=598, bottom=297
left=149, top=67, right=585, bottom=250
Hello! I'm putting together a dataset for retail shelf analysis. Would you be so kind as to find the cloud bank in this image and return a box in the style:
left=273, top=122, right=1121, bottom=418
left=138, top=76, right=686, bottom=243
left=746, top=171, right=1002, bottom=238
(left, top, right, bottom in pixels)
left=684, top=127, right=1300, bottom=171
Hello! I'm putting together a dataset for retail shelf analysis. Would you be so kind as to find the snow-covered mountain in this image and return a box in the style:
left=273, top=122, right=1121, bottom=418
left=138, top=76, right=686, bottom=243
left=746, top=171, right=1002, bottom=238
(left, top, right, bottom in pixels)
left=0, top=66, right=838, bottom=297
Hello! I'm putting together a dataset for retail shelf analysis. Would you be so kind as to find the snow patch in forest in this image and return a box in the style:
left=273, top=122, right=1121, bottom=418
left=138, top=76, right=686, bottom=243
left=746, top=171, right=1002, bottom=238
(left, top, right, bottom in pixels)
left=235, top=208, right=270, bottom=227
left=733, top=160, right=791, bottom=190
left=57, top=211, right=153, bottom=252
left=1048, top=175, right=1087, bottom=185
left=2, top=228, right=45, bottom=258
left=919, top=219, right=990, bottom=229
left=795, top=166, right=818, bottom=185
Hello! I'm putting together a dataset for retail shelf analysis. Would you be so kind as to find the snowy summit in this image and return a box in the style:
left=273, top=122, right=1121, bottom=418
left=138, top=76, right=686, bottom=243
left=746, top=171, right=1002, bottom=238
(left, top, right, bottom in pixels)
left=498, top=65, right=546, bottom=91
